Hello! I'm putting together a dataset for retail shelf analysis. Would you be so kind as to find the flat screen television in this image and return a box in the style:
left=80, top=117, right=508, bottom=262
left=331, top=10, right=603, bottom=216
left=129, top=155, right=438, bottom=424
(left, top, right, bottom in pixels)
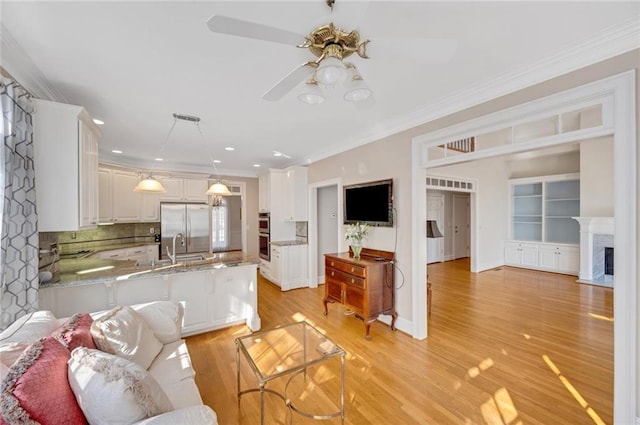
left=343, top=179, right=393, bottom=227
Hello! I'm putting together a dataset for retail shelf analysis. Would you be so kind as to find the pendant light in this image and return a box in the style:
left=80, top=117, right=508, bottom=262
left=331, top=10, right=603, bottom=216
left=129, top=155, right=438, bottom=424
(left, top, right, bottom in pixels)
left=134, top=175, right=166, bottom=193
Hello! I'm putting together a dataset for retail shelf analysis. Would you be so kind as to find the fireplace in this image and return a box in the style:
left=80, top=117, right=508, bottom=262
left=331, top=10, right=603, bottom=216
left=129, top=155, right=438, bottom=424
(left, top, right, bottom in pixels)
left=572, top=217, right=614, bottom=286
left=605, top=247, right=614, bottom=276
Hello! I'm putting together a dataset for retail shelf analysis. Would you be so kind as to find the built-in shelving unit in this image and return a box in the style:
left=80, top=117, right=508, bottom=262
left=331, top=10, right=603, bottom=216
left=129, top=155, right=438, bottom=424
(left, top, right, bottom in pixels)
left=506, top=173, right=580, bottom=275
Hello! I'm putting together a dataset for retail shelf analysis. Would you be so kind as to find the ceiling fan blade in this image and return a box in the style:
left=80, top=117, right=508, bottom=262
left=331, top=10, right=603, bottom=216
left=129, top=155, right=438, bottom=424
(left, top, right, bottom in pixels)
left=206, top=15, right=305, bottom=46
left=366, top=37, right=457, bottom=63
left=262, top=63, right=316, bottom=101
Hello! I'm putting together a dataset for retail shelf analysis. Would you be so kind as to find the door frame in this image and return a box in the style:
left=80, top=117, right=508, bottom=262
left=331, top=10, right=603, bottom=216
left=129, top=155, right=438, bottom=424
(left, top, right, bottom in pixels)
left=411, top=71, right=636, bottom=422
left=452, top=193, right=470, bottom=259
left=308, top=178, right=343, bottom=288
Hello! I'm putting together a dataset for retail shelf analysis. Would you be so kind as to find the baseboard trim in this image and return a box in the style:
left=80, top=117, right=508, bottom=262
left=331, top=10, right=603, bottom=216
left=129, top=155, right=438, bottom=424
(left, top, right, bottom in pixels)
left=377, top=314, right=412, bottom=337
left=636, top=416, right=640, bottom=425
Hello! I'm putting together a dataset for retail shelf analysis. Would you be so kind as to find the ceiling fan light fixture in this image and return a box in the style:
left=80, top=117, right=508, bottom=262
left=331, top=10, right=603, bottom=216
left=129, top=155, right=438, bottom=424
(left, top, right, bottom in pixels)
left=315, top=56, right=347, bottom=86
left=134, top=176, right=166, bottom=193
left=298, top=81, right=325, bottom=104
left=206, top=181, right=232, bottom=196
left=344, top=78, right=372, bottom=102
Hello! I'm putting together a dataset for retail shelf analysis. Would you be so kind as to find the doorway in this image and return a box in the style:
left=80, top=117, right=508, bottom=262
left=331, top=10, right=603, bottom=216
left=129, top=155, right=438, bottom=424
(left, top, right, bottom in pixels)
left=317, top=185, right=339, bottom=283
left=427, top=189, right=471, bottom=266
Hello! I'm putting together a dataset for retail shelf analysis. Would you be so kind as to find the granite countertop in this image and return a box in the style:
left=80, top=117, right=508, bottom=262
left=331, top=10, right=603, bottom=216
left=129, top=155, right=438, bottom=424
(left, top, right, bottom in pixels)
left=270, top=240, right=308, bottom=246
left=43, top=252, right=259, bottom=288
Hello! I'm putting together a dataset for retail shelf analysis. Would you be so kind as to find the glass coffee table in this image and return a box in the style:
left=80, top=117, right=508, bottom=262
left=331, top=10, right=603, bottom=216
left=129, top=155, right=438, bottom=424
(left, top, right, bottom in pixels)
left=235, top=321, right=346, bottom=424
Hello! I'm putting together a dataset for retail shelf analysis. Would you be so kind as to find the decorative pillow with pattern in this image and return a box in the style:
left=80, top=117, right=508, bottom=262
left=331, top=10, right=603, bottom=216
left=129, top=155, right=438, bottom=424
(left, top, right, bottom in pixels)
left=90, top=306, right=162, bottom=369
left=52, top=313, right=96, bottom=351
left=0, top=336, right=86, bottom=425
left=68, top=347, right=173, bottom=425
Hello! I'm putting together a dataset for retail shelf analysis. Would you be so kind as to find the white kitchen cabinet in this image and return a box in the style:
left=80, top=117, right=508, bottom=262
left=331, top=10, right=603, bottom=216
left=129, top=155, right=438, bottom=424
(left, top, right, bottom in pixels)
left=270, top=245, right=281, bottom=285
left=267, top=244, right=309, bottom=291
left=168, top=270, right=210, bottom=335
left=99, top=165, right=160, bottom=223
left=539, top=245, right=579, bottom=275
left=33, top=99, right=101, bottom=231
left=114, top=275, right=169, bottom=307
left=112, top=169, right=141, bottom=222
left=158, top=177, right=209, bottom=202
left=258, top=173, right=269, bottom=211
left=283, top=166, right=308, bottom=221
left=98, top=167, right=113, bottom=222
left=38, top=283, right=110, bottom=318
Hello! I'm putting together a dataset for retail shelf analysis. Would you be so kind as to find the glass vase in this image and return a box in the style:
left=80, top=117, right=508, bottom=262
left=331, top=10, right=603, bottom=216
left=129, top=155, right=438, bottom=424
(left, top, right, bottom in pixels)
left=350, top=240, right=363, bottom=260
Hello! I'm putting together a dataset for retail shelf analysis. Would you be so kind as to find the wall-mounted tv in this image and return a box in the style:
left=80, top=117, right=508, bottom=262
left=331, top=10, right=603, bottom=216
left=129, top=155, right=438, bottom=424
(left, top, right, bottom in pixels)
left=343, top=179, right=393, bottom=227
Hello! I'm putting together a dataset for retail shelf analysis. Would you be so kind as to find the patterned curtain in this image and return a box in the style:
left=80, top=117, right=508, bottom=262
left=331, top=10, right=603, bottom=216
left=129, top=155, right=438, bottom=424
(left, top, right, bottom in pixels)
left=0, top=77, right=38, bottom=330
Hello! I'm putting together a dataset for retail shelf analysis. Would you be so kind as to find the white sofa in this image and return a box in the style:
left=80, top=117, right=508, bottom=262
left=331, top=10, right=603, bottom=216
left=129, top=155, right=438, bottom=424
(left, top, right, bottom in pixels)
left=0, top=301, right=218, bottom=425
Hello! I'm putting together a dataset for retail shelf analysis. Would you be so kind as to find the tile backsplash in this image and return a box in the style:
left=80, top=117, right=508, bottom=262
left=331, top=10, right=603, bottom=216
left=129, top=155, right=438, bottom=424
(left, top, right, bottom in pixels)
left=295, top=221, right=308, bottom=242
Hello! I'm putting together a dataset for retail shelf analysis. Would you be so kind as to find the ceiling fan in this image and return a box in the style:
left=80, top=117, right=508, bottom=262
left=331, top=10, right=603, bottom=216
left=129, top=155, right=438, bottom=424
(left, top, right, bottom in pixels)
left=206, top=0, right=456, bottom=104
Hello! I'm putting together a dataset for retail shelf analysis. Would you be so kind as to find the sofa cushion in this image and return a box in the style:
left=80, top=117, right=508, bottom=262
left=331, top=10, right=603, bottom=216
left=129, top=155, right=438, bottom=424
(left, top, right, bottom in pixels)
left=52, top=313, right=96, bottom=351
left=133, top=405, right=218, bottom=425
left=0, top=343, right=28, bottom=381
left=148, top=340, right=196, bottom=384
left=68, top=347, right=173, bottom=425
left=0, top=336, right=86, bottom=425
left=132, top=302, right=184, bottom=344
left=91, top=306, right=162, bottom=369
left=0, top=311, right=58, bottom=345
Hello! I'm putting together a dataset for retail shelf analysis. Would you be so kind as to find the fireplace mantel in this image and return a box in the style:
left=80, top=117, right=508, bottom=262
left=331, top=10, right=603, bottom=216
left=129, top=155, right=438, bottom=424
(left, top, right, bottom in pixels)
left=572, top=217, right=614, bottom=284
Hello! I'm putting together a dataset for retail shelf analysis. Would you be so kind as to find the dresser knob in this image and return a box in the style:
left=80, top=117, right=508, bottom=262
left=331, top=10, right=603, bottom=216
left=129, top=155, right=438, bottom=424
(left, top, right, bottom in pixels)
left=351, top=278, right=355, bottom=284
left=331, top=271, right=334, bottom=276
left=331, top=261, right=334, bottom=266
left=351, top=267, right=355, bottom=272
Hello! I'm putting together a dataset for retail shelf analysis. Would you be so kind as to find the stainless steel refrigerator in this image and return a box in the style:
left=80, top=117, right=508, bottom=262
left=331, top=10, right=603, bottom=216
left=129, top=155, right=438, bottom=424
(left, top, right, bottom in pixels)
left=160, top=203, right=210, bottom=259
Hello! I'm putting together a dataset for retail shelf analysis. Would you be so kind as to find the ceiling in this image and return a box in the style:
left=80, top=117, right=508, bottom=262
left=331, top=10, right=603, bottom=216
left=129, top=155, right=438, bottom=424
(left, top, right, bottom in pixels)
left=2, top=1, right=638, bottom=177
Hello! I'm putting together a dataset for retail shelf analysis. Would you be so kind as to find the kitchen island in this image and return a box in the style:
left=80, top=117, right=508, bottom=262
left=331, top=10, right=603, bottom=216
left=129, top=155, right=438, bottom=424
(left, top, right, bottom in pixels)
left=39, top=252, right=261, bottom=336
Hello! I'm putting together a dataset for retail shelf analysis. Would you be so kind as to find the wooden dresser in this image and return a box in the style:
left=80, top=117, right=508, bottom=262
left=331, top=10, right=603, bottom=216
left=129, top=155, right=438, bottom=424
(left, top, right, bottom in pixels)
left=323, top=248, right=397, bottom=340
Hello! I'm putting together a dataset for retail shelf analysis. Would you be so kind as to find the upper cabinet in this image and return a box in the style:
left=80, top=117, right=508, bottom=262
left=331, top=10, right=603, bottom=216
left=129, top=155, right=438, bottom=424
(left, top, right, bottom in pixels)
left=158, top=177, right=209, bottom=202
left=33, top=99, right=101, bottom=231
left=98, top=165, right=159, bottom=223
left=283, top=166, right=308, bottom=221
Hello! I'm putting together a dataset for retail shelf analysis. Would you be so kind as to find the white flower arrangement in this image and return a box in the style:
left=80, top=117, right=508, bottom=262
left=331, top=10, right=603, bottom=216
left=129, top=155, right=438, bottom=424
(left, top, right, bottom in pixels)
left=344, top=222, right=370, bottom=243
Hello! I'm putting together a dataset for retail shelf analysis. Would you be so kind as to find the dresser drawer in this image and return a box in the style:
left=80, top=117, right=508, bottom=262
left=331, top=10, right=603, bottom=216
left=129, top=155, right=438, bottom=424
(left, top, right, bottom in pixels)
left=325, top=258, right=366, bottom=278
left=326, top=268, right=366, bottom=290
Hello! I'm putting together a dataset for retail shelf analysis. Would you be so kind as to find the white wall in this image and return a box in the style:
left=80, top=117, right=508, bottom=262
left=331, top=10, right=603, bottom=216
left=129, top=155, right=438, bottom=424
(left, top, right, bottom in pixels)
left=580, top=136, right=614, bottom=217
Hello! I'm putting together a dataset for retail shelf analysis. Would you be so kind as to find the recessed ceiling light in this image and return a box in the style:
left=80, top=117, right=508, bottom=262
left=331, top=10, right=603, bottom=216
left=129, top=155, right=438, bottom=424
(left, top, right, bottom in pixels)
left=253, top=164, right=261, bottom=168
left=93, top=119, right=104, bottom=125
left=213, top=159, right=221, bottom=163
left=225, top=147, right=235, bottom=151
left=155, top=158, right=164, bottom=161
left=111, top=149, right=123, bottom=154
left=273, top=151, right=282, bottom=157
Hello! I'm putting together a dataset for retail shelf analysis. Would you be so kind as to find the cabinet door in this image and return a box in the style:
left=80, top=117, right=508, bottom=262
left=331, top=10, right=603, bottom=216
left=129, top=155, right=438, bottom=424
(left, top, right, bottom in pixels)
left=169, top=272, right=210, bottom=334
left=270, top=246, right=281, bottom=284
left=112, top=170, right=141, bottom=222
left=283, top=167, right=308, bottom=221
left=79, top=120, right=99, bottom=228
left=344, top=285, right=365, bottom=313
left=45, top=284, right=110, bottom=318
left=183, top=179, right=208, bottom=202
left=115, top=276, right=168, bottom=307
left=98, top=167, right=113, bottom=222
left=557, top=247, right=579, bottom=274
left=504, top=243, right=521, bottom=265
left=158, top=177, right=184, bottom=201
left=520, top=244, right=539, bottom=267
left=538, top=246, right=558, bottom=270
left=324, top=277, right=343, bottom=303
left=141, top=193, right=160, bottom=221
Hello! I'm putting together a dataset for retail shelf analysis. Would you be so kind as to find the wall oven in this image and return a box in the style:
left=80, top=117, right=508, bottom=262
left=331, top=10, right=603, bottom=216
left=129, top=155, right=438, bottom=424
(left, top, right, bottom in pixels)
left=259, top=232, right=270, bottom=261
left=258, top=212, right=270, bottom=234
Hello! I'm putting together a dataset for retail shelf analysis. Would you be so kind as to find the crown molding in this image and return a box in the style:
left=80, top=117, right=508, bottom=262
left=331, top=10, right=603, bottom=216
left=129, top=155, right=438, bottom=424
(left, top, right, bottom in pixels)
left=305, top=17, right=640, bottom=165
left=0, top=25, right=66, bottom=102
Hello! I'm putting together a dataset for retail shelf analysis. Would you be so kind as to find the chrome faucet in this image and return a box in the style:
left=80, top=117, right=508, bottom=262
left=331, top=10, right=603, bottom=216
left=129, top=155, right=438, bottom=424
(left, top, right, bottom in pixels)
left=167, top=233, right=184, bottom=265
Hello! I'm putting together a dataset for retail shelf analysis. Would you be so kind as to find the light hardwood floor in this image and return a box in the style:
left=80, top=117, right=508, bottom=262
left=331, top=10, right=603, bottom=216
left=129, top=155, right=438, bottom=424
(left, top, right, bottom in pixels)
left=186, top=259, right=613, bottom=424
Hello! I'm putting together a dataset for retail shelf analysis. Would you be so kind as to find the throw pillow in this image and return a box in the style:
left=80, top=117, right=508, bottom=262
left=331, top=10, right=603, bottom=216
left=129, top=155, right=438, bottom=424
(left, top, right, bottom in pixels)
left=132, top=302, right=184, bottom=344
left=52, top=313, right=96, bottom=351
left=68, top=347, right=173, bottom=425
left=90, top=306, right=163, bottom=369
left=0, top=336, right=86, bottom=425
left=0, top=311, right=58, bottom=345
